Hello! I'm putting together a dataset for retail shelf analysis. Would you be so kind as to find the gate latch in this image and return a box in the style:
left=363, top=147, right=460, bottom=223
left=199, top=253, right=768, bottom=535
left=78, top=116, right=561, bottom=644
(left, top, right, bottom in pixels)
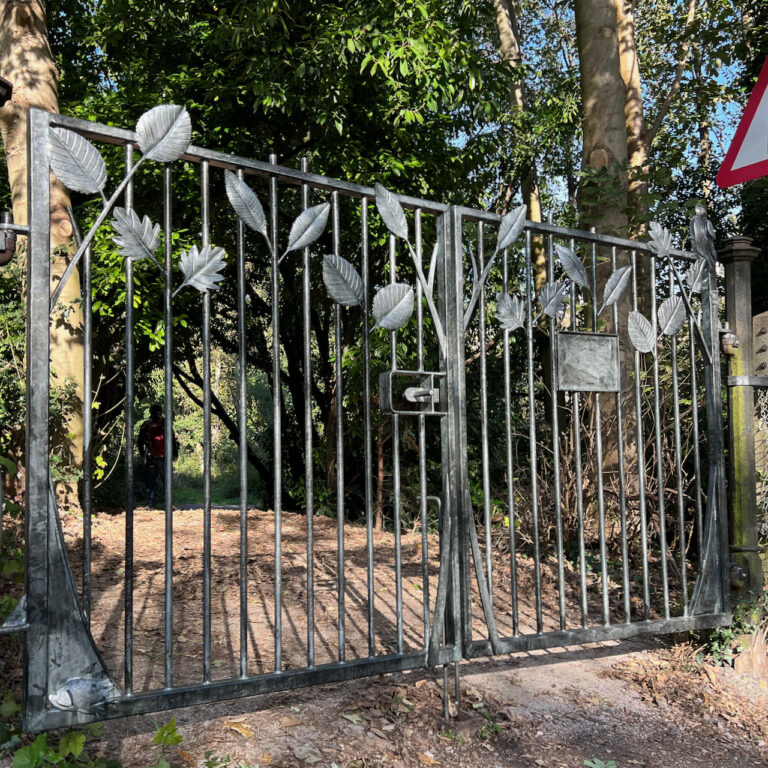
left=379, top=370, right=445, bottom=415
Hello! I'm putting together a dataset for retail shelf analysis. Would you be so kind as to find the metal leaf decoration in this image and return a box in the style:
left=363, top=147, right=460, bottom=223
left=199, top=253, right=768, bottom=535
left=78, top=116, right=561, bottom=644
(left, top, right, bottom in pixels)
left=628, top=310, right=656, bottom=354
left=48, top=128, right=107, bottom=194
left=135, top=105, right=192, bottom=163
left=554, top=243, right=589, bottom=290
left=496, top=292, right=525, bottom=332
left=372, top=283, right=414, bottom=330
left=111, top=207, right=160, bottom=261
left=686, top=257, right=707, bottom=294
left=178, top=245, right=227, bottom=293
left=648, top=221, right=673, bottom=257
left=375, top=182, right=408, bottom=241
left=495, top=205, right=527, bottom=252
left=224, top=170, right=269, bottom=241
left=599, top=265, right=632, bottom=314
left=322, top=255, right=364, bottom=307
left=538, top=281, right=568, bottom=319
left=657, top=296, right=686, bottom=336
left=285, top=202, right=331, bottom=254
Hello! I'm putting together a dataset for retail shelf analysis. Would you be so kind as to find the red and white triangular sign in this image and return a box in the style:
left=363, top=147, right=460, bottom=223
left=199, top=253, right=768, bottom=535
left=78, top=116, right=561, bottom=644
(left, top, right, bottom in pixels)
left=717, top=56, right=768, bottom=188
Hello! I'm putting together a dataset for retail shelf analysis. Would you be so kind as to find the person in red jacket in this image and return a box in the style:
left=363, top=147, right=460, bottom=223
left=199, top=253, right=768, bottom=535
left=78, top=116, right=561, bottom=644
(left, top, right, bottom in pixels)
left=137, top=404, right=178, bottom=507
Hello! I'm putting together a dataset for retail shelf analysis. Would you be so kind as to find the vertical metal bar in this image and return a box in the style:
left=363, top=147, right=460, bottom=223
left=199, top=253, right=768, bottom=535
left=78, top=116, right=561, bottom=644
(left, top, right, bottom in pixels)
left=333, top=191, right=346, bottom=661
left=632, top=251, right=651, bottom=619
left=201, top=160, right=213, bottom=683
left=25, top=107, right=52, bottom=730
left=301, top=158, right=315, bottom=668
left=416, top=209, right=430, bottom=648
left=524, top=230, right=543, bottom=633
left=82, top=217, right=93, bottom=623
left=442, top=665, right=450, bottom=720
left=269, top=154, right=283, bottom=671
left=570, top=239, right=588, bottom=627
left=589, top=236, right=610, bottom=625
left=650, top=255, right=670, bottom=618
left=502, top=249, right=519, bottom=634
left=123, top=143, right=135, bottom=693
left=361, top=198, right=375, bottom=657
left=236, top=168, right=248, bottom=677
left=611, top=247, right=631, bottom=623
left=669, top=270, right=688, bottom=616
left=689, top=317, right=704, bottom=560
left=390, top=233, right=404, bottom=654
left=478, top=223, right=493, bottom=600
left=163, top=164, right=174, bottom=688
left=454, top=662, right=461, bottom=709
left=546, top=220, right=566, bottom=629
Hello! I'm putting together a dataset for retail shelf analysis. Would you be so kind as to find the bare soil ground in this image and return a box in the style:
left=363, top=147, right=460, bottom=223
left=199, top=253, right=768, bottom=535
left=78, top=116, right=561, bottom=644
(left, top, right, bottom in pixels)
left=3, top=506, right=767, bottom=767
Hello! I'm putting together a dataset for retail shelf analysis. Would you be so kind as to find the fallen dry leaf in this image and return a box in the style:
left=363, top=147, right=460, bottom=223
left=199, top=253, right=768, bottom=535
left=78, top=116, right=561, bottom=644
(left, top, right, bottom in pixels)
left=223, top=720, right=254, bottom=739
left=417, top=752, right=440, bottom=765
left=279, top=715, right=302, bottom=728
left=342, top=713, right=363, bottom=724
left=177, top=749, right=197, bottom=766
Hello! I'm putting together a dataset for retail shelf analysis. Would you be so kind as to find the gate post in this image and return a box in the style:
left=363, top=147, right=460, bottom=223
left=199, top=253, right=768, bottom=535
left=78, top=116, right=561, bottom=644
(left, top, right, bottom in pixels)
left=719, top=236, right=765, bottom=599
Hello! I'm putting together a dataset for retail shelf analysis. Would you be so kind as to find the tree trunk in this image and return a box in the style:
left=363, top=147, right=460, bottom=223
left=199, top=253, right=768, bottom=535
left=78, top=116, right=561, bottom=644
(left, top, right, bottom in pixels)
left=0, top=0, right=84, bottom=506
left=493, top=0, right=546, bottom=291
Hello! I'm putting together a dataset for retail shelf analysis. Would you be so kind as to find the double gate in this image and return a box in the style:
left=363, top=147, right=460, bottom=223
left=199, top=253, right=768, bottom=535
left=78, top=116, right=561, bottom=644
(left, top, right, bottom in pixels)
left=14, top=107, right=730, bottom=731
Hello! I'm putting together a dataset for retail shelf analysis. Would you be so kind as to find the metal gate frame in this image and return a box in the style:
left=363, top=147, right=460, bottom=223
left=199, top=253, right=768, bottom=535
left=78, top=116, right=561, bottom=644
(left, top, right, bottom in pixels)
left=18, top=107, right=731, bottom=732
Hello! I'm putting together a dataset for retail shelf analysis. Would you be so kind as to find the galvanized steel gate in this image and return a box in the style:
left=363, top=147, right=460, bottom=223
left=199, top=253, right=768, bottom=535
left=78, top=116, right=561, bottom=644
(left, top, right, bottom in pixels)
left=16, top=107, right=730, bottom=731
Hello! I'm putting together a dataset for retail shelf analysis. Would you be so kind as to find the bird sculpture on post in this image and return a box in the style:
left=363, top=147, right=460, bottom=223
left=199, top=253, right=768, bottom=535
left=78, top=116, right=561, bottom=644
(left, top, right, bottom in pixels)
left=690, top=203, right=717, bottom=269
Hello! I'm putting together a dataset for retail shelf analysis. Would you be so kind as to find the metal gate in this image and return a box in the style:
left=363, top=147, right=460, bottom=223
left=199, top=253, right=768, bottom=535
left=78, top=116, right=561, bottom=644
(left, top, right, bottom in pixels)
left=16, top=106, right=730, bottom=731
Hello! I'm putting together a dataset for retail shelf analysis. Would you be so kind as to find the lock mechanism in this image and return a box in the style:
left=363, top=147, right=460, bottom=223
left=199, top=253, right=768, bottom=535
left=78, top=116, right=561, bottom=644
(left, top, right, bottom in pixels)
left=378, top=370, right=445, bottom=415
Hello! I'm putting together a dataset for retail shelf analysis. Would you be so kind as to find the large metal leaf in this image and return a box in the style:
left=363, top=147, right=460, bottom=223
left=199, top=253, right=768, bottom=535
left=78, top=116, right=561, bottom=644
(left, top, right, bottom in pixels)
left=48, top=128, right=107, bottom=194
left=599, top=265, right=632, bottom=314
left=538, top=281, right=568, bottom=319
left=372, top=283, right=414, bottom=330
left=135, top=105, right=192, bottom=162
left=658, top=295, right=686, bottom=336
left=111, top=207, right=160, bottom=261
left=375, top=182, right=408, bottom=241
left=285, top=202, right=331, bottom=254
left=686, top=257, right=707, bottom=294
left=322, top=255, right=364, bottom=307
left=628, top=310, right=656, bottom=354
left=554, top=243, right=589, bottom=290
left=648, top=221, right=673, bottom=257
left=496, top=292, right=525, bottom=332
left=495, top=205, right=527, bottom=252
left=224, top=170, right=268, bottom=241
left=178, top=245, right=227, bottom=293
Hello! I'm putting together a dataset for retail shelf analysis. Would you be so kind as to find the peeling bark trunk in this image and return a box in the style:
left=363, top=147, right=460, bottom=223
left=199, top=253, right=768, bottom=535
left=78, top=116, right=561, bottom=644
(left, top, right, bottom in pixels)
left=0, top=0, right=84, bottom=506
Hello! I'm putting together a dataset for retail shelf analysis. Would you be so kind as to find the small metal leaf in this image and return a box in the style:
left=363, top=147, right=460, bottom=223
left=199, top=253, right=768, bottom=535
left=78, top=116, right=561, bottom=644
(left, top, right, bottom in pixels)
left=375, top=182, right=408, bottom=241
left=495, top=205, right=527, bottom=252
left=285, top=202, right=331, bottom=254
left=538, top=281, right=568, bottom=319
left=111, top=207, right=160, bottom=261
left=628, top=310, right=656, bottom=354
left=687, top=258, right=707, bottom=294
left=48, top=128, right=107, bottom=194
left=178, top=245, right=227, bottom=293
left=322, top=255, right=364, bottom=307
left=135, top=105, right=192, bottom=162
left=648, top=221, right=673, bottom=258
left=372, top=283, right=414, bottom=330
left=554, top=243, right=589, bottom=290
left=658, top=295, right=686, bottom=336
left=599, top=265, right=632, bottom=314
left=496, top=292, right=525, bottom=332
left=224, top=170, right=268, bottom=240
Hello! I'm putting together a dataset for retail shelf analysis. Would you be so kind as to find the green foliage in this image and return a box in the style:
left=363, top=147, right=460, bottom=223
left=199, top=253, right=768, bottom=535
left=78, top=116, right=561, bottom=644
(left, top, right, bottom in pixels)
left=698, top=591, right=768, bottom=667
left=584, top=760, right=617, bottom=768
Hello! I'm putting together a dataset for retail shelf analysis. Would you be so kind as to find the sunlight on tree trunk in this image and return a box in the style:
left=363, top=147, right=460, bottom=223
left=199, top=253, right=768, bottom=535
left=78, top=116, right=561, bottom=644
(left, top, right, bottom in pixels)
left=0, top=0, right=84, bottom=507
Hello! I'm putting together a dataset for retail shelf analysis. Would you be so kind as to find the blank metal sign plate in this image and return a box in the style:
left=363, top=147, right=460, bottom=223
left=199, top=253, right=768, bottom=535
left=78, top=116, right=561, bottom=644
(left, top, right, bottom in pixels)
left=557, top=332, right=620, bottom=392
